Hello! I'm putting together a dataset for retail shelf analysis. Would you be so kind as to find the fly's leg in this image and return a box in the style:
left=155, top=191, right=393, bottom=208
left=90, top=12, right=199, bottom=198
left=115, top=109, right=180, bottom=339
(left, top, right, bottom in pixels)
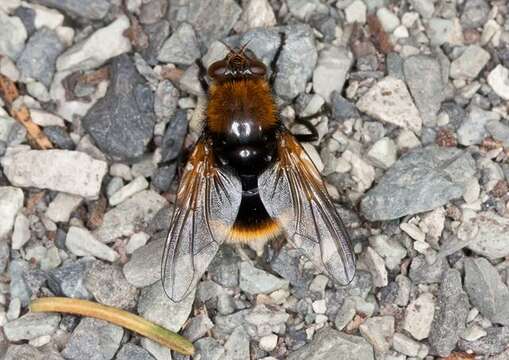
left=195, top=58, right=209, bottom=94
left=293, top=115, right=319, bottom=143
left=269, top=32, right=287, bottom=87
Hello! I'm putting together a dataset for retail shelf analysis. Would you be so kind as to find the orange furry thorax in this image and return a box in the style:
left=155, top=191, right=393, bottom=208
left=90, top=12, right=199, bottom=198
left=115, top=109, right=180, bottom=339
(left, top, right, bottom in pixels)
left=206, top=79, right=278, bottom=133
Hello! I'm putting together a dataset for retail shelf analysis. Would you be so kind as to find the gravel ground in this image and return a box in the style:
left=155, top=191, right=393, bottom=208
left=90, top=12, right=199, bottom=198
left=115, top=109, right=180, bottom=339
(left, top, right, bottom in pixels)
left=1, top=0, right=509, bottom=359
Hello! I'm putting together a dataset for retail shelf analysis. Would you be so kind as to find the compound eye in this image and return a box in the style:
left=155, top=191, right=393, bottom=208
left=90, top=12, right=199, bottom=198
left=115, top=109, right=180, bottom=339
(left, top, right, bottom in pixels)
left=208, top=60, right=227, bottom=80
left=250, top=60, right=267, bottom=76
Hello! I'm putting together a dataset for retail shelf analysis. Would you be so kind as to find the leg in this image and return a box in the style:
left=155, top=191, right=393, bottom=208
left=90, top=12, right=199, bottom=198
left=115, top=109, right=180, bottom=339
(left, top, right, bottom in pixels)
left=269, top=32, right=287, bottom=87
left=195, top=58, right=209, bottom=93
left=293, top=114, right=320, bottom=143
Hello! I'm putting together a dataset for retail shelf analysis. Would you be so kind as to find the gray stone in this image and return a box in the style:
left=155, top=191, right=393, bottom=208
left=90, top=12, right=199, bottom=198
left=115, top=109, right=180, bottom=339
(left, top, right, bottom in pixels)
left=334, top=297, right=356, bottom=330
left=0, top=186, right=24, bottom=239
left=361, top=247, right=388, bottom=288
left=168, top=0, right=241, bottom=46
left=488, top=65, right=509, bottom=101
left=208, top=246, right=240, bottom=288
left=123, top=237, right=164, bottom=287
left=466, top=212, right=509, bottom=259
left=239, top=261, right=289, bottom=295
left=457, top=106, right=500, bottom=146
left=62, top=318, right=123, bottom=360
left=16, top=28, right=63, bottom=86
left=287, top=0, right=328, bottom=20
left=4, top=344, right=64, bottom=360
left=139, top=0, right=167, bottom=24
left=357, top=76, right=422, bottom=134
left=410, top=0, right=435, bottom=18
left=330, top=91, right=359, bottom=121
left=403, top=292, right=435, bottom=340
left=427, top=18, right=464, bottom=46
left=14, top=6, right=36, bottom=36
left=288, top=327, right=374, bottom=360
left=458, top=327, right=509, bottom=356
left=47, top=259, right=92, bottom=299
left=409, top=255, right=449, bottom=284
left=158, top=22, right=200, bottom=65
left=160, top=109, right=188, bottom=162
left=392, top=333, right=422, bottom=357
left=429, top=269, right=470, bottom=357
left=9, top=260, right=31, bottom=307
left=313, top=46, right=353, bottom=102
left=183, top=314, right=214, bottom=342
left=1, top=150, right=107, bottom=199
left=359, top=316, right=395, bottom=353
left=36, top=0, right=110, bottom=20
left=464, top=257, right=509, bottom=326
left=0, top=11, right=27, bottom=60
left=244, top=304, right=289, bottom=337
left=0, top=240, right=9, bottom=273
left=66, top=226, right=119, bottom=262
left=85, top=260, right=138, bottom=310
left=83, top=54, right=155, bottom=161
left=152, top=164, right=177, bottom=192
left=403, top=55, right=445, bottom=126
left=273, top=25, right=317, bottom=100
left=46, top=193, right=82, bottom=223
left=11, top=213, right=30, bottom=250
left=386, top=52, right=404, bottom=80
left=460, top=0, right=489, bottom=29
left=43, top=126, right=75, bottom=150
left=137, top=280, right=194, bottom=332
left=223, top=326, right=250, bottom=360
left=486, top=120, right=509, bottom=147
left=450, top=45, right=490, bottom=80
left=141, top=20, right=170, bottom=66
left=154, top=80, right=179, bottom=120
left=194, top=337, right=225, bottom=360
left=4, top=312, right=60, bottom=341
left=94, top=190, right=167, bottom=243
left=361, top=146, right=475, bottom=221
left=116, top=344, right=155, bottom=360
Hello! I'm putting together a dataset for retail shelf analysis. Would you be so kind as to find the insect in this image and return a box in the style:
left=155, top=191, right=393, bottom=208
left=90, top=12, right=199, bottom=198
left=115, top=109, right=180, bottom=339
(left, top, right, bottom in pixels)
left=162, top=35, right=356, bottom=302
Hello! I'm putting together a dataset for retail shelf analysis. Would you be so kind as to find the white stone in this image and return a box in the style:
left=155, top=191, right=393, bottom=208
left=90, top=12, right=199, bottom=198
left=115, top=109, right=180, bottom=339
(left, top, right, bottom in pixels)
left=55, top=26, right=75, bottom=47
left=359, top=316, right=395, bottom=353
left=126, top=232, right=150, bottom=254
left=393, top=333, right=421, bottom=357
left=109, top=176, right=149, bottom=206
left=26, top=82, right=50, bottom=102
left=345, top=0, right=367, bottom=24
left=313, top=46, right=353, bottom=102
left=392, top=25, right=409, bottom=39
left=312, top=299, right=327, bottom=314
left=1, top=150, right=107, bottom=199
left=239, top=0, right=277, bottom=31
left=376, top=7, right=400, bottom=33
left=487, top=65, right=509, bottom=100
left=30, top=109, right=65, bottom=127
left=11, top=213, right=30, bottom=250
left=410, top=0, right=434, bottom=18
left=342, top=150, right=375, bottom=193
left=0, top=186, right=24, bottom=239
left=0, top=0, right=21, bottom=13
left=56, top=15, right=131, bottom=72
left=396, top=129, right=421, bottom=150
left=450, top=45, right=490, bottom=80
left=400, top=222, right=426, bottom=242
left=110, top=163, right=133, bottom=181
left=463, top=178, right=480, bottom=203
left=0, top=9, right=28, bottom=60
left=259, top=334, right=278, bottom=352
left=65, top=226, right=119, bottom=262
left=366, top=137, right=397, bottom=169
left=403, top=292, right=435, bottom=340
left=46, top=193, right=83, bottom=223
left=461, top=324, right=487, bottom=342
left=481, top=19, right=502, bottom=46
left=357, top=76, right=422, bottom=134
left=29, top=3, right=64, bottom=30
left=369, top=234, right=407, bottom=271
left=0, top=56, right=20, bottom=81
left=362, top=247, right=388, bottom=288
left=427, top=18, right=464, bottom=46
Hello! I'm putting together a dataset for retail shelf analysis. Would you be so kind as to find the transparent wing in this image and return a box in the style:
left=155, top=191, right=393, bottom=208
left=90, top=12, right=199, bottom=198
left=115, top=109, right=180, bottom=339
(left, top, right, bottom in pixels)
left=162, top=139, right=242, bottom=301
left=258, top=131, right=356, bottom=285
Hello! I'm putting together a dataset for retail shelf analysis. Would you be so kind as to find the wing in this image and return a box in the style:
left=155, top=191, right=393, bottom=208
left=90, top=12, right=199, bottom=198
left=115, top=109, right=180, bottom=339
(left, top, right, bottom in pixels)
left=162, top=138, right=242, bottom=301
left=258, top=131, right=356, bottom=285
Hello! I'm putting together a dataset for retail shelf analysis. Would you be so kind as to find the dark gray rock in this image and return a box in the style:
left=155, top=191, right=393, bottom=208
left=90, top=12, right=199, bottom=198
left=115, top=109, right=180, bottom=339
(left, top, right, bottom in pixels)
left=440, top=101, right=467, bottom=130
left=62, top=318, right=123, bottom=360
left=36, top=0, right=111, bottom=20
left=154, top=80, right=179, bottom=120
left=403, top=55, right=445, bottom=126
left=429, top=269, right=470, bottom=357
left=409, top=256, right=449, bottom=284
left=158, top=23, right=201, bottom=65
left=458, top=327, right=509, bottom=356
left=16, top=28, right=64, bottom=87
left=0, top=240, right=9, bottom=273
left=182, top=314, right=214, bottom=342
left=43, top=126, right=76, bottom=150
left=194, top=337, right=225, bottom=360
left=123, top=237, right=164, bottom=288
left=361, top=146, right=476, bottom=221
left=141, top=20, right=170, bottom=66
left=168, top=0, right=241, bottom=47
left=386, top=52, right=405, bottom=80
left=287, top=327, right=374, bottom=360
left=271, top=245, right=313, bottom=297
left=14, top=6, right=36, bottom=36
left=208, top=246, right=241, bottom=288
left=139, top=0, right=167, bottom=24
left=116, top=344, right=155, bottom=360
left=47, top=259, right=92, bottom=299
left=460, top=0, right=490, bottom=29
left=85, top=260, right=138, bottom=310
left=464, top=258, right=509, bottom=326
left=83, top=54, right=156, bottom=162
left=160, top=109, right=188, bottom=162
left=331, top=91, right=359, bottom=121
left=152, top=164, right=177, bottom=192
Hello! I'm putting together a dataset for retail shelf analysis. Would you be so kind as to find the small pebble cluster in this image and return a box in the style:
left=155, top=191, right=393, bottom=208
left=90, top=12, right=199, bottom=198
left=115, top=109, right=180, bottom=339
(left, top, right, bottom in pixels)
left=0, top=0, right=509, bottom=359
